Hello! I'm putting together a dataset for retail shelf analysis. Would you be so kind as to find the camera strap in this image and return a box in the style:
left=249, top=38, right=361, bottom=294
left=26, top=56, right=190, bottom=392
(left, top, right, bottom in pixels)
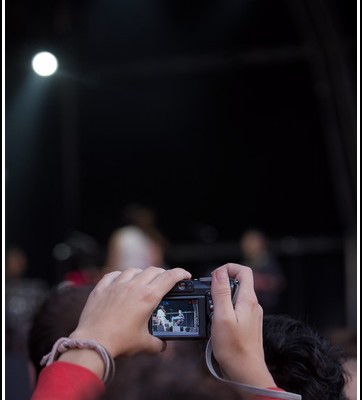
left=205, top=339, right=302, bottom=400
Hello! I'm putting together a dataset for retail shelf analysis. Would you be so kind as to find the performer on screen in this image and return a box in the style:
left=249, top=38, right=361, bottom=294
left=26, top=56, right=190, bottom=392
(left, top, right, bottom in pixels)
left=171, top=310, right=185, bottom=326
left=156, top=305, right=168, bottom=331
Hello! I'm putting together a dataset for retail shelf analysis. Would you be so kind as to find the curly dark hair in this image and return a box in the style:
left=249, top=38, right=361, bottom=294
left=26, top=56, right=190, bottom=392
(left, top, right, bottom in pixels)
left=263, top=315, right=348, bottom=400
left=28, top=284, right=94, bottom=377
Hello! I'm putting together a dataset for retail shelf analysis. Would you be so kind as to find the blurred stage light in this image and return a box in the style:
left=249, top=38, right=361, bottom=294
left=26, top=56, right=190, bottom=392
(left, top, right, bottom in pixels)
left=31, top=52, right=58, bottom=76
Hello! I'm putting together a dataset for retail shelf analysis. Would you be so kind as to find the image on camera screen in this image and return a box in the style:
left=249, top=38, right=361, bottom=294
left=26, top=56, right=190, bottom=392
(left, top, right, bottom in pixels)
left=151, top=298, right=201, bottom=337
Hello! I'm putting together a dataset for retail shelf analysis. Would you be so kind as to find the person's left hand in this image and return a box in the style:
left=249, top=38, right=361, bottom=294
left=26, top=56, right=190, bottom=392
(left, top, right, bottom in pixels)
left=210, top=263, right=276, bottom=388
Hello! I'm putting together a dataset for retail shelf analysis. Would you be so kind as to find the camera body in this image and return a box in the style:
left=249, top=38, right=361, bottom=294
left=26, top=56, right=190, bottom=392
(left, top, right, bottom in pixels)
left=149, top=277, right=238, bottom=340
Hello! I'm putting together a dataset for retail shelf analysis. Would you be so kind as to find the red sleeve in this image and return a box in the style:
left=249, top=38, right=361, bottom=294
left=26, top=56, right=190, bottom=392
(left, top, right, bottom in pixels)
left=31, top=361, right=105, bottom=400
left=248, top=387, right=286, bottom=400
left=256, top=387, right=286, bottom=399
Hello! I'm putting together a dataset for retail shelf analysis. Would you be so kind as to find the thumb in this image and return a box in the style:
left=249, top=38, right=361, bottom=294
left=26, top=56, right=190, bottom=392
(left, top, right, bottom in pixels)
left=211, top=267, right=235, bottom=320
left=145, top=335, right=168, bottom=354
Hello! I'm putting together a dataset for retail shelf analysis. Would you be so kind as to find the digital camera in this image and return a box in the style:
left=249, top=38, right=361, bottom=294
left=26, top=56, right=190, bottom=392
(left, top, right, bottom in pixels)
left=149, top=277, right=239, bottom=340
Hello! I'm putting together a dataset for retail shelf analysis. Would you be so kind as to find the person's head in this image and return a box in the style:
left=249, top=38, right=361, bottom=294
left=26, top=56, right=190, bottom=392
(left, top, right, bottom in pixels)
left=105, top=226, right=165, bottom=272
left=262, top=314, right=348, bottom=400
left=239, top=229, right=268, bottom=260
left=112, top=203, right=168, bottom=269
left=5, top=246, right=28, bottom=280
left=120, top=203, right=156, bottom=230
left=28, top=284, right=94, bottom=378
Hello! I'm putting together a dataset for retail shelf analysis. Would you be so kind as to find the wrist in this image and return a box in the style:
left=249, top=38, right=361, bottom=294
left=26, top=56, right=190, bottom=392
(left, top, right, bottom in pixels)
left=69, top=330, right=117, bottom=358
left=41, top=337, right=116, bottom=384
left=221, top=359, right=276, bottom=388
left=58, top=349, right=105, bottom=380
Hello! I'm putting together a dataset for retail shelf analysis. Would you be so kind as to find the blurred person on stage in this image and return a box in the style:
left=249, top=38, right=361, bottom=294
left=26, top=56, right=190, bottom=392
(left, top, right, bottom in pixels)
left=103, top=203, right=168, bottom=274
left=239, top=229, right=286, bottom=315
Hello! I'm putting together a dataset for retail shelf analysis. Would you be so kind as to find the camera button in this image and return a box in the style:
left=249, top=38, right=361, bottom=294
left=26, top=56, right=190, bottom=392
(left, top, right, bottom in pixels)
left=177, top=282, right=187, bottom=290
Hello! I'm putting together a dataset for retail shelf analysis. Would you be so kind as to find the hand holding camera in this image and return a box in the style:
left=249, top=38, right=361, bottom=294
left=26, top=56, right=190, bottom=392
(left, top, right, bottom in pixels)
left=40, top=264, right=275, bottom=394
left=68, top=267, right=192, bottom=359
left=210, top=264, right=277, bottom=389
left=66, top=264, right=275, bottom=390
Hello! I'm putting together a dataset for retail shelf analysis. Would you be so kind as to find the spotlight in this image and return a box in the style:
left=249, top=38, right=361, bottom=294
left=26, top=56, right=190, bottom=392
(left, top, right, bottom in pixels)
left=31, top=51, right=58, bottom=76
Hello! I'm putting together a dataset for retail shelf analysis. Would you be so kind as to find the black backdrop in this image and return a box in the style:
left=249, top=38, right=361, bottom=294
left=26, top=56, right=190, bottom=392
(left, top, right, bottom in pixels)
left=5, top=0, right=357, bottom=331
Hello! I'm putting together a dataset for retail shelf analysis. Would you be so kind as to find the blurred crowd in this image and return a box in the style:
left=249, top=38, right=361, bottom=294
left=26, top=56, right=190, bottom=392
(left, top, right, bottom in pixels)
left=5, top=204, right=357, bottom=400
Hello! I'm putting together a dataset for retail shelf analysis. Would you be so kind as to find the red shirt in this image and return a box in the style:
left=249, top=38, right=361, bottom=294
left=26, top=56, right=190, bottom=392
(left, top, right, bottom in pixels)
left=31, top=362, right=104, bottom=400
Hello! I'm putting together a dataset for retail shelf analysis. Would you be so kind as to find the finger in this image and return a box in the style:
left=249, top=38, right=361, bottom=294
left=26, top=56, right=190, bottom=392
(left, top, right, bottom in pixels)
left=148, top=267, right=192, bottom=294
left=216, top=263, right=256, bottom=294
left=217, top=263, right=249, bottom=281
left=145, top=336, right=168, bottom=355
left=112, top=267, right=143, bottom=283
left=94, top=271, right=122, bottom=291
left=211, top=267, right=235, bottom=320
left=219, top=263, right=259, bottom=309
left=130, top=266, right=167, bottom=285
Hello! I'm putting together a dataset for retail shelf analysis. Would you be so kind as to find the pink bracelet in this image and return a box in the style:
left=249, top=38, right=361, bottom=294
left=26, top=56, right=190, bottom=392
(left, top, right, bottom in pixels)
left=40, top=337, right=116, bottom=384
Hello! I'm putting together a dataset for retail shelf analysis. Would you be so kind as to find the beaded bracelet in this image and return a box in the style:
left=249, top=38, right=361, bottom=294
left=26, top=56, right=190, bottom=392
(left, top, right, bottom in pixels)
left=40, top=337, right=116, bottom=385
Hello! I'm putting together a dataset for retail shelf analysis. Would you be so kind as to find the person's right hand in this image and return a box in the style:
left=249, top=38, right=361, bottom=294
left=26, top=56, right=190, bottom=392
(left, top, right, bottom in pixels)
left=210, top=263, right=276, bottom=388
left=69, top=266, right=191, bottom=358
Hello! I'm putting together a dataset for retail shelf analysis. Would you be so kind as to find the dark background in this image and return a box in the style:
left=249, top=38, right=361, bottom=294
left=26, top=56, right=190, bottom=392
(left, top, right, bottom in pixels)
left=5, top=0, right=357, bottom=332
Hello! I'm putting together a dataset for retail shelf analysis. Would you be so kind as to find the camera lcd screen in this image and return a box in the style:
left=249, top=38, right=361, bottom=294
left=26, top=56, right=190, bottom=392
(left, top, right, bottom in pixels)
left=150, top=296, right=206, bottom=339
